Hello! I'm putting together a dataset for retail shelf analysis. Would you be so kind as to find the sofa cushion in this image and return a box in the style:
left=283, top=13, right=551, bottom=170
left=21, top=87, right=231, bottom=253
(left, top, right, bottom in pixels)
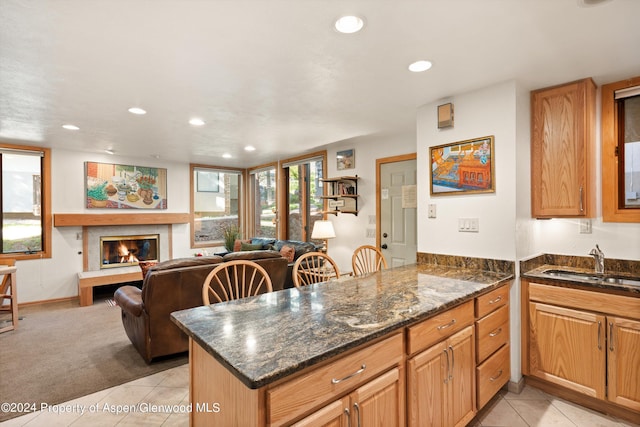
left=149, top=256, right=223, bottom=272
left=223, top=250, right=282, bottom=261
left=273, top=240, right=318, bottom=260
left=241, top=242, right=264, bottom=251
left=251, top=237, right=276, bottom=248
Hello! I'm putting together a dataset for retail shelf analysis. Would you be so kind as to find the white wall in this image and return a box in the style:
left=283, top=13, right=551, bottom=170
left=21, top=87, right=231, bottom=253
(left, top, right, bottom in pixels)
left=16, top=149, right=194, bottom=303
left=418, top=81, right=519, bottom=261
left=323, top=130, right=416, bottom=273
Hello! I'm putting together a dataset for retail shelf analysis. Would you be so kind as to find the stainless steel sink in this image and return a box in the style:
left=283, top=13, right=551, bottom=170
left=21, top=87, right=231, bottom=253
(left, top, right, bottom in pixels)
left=542, top=269, right=640, bottom=287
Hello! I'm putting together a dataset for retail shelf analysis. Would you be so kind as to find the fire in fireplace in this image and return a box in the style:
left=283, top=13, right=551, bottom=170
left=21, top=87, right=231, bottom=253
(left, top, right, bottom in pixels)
left=100, top=234, right=159, bottom=269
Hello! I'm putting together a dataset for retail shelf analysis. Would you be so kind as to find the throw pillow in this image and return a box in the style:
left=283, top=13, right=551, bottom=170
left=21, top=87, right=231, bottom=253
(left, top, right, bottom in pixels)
left=240, top=242, right=264, bottom=251
left=233, top=239, right=251, bottom=252
left=280, top=245, right=295, bottom=262
left=138, top=261, right=158, bottom=278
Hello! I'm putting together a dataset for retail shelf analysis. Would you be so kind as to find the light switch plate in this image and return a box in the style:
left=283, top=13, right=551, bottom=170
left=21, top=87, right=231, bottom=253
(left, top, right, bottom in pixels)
left=428, top=204, right=437, bottom=218
left=458, top=218, right=479, bottom=232
left=366, top=228, right=376, bottom=238
left=579, top=219, right=592, bottom=234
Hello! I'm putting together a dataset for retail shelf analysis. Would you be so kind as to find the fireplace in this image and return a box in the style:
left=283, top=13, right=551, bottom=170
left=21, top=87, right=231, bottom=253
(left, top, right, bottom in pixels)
left=100, top=234, right=159, bottom=269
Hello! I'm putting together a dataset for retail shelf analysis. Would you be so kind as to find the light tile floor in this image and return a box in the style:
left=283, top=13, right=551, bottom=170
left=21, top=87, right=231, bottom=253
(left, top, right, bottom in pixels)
left=2, top=366, right=639, bottom=426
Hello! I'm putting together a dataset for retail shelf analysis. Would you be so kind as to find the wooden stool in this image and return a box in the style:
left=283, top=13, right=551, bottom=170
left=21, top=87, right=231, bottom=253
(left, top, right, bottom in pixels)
left=0, top=261, right=18, bottom=333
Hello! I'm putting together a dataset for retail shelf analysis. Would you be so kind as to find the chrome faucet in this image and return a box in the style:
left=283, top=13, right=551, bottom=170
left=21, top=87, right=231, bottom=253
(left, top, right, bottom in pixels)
left=589, top=244, right=605, bottom=274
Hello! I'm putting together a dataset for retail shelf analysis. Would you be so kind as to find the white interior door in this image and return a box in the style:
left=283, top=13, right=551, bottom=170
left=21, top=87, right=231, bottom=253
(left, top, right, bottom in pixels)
left=380, top=159, right=417, bottom=267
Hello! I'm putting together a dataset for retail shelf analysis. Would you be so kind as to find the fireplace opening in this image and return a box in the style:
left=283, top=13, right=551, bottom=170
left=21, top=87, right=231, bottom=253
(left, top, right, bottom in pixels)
left=100, top=234, right=159, bottom=269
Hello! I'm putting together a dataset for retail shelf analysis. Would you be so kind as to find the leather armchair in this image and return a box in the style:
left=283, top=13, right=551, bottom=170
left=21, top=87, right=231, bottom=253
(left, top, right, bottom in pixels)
left=114, top=251, right=288, bottom=363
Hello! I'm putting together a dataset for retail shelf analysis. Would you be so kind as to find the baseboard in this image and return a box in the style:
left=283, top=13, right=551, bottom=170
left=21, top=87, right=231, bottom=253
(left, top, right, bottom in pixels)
left=17, top=295, right=78, bottom=308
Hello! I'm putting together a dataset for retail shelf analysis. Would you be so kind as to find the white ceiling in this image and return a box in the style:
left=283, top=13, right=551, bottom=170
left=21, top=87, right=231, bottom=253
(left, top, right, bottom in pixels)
left=1, top=0, right=639, bottom=168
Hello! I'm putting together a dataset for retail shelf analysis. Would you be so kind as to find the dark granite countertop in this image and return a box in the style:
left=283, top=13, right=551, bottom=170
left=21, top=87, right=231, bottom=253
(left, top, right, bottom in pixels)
left=170, top=263, right=512, bottom=389
left=522, top=264, right=640, bottom=295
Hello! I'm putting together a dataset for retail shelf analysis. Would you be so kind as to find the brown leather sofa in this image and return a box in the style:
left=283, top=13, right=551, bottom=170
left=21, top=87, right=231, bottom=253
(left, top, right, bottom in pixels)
left=114, top=250, right=288, bottom=363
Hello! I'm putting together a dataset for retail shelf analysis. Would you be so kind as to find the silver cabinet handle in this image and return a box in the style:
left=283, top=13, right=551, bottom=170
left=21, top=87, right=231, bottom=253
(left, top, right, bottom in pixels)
left=489, top=295, right=502, bottom=305
left=443, top=349, right=450, bottom=384
left=490, top=369, right=503, bottom=382
left=489, top=327, right=502, bottom=337
left=449, top=345, right=454, bottom=381
left=437, top=319, right=456, bottom=330
left=344, top=408, right=351, bottom=427
left=580, top=185, right=584, bottom=213
left=331, top=364, right=366, bottom=384
left=354, top=402, right=361, bottom=427
left=597, top=321, right=602, bottom=350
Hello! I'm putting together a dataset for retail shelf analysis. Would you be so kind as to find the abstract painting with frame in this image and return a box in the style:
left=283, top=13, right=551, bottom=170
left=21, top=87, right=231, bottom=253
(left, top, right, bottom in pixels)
left=430, top=135, right=495, bottom=196
left=336, top=149, right=355, bottom=170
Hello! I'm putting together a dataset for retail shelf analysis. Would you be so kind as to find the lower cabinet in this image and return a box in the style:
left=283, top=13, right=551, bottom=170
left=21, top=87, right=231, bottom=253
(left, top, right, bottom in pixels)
left=407, top=325, right=476, bottom=427
left=524, top=280, right=640, bottom=417
left=292, top=368, right=403, bottom=427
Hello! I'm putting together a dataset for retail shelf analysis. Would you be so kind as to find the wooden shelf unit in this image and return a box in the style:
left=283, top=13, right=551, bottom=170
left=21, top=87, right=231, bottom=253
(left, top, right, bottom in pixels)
left=321, top=175, right=359, bottom=216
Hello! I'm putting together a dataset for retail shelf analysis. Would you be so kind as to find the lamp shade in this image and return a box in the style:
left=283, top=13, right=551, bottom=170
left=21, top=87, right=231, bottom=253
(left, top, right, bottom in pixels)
left=311, top=220, right=336, bottom=240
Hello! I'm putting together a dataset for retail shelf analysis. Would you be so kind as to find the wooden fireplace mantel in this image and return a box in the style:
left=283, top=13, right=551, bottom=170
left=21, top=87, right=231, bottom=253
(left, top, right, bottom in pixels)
left=53, top=213, right=190, bottom=227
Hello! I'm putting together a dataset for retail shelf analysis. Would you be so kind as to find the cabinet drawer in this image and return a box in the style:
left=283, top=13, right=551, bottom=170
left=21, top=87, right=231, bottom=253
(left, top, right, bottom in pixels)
left=528, top=282, right=640, bottom=318
left=476, top=304, right=510, bottom=363
left=477, top=343, right=510, bottom=409
left=407, top=300, right=473, bottom=355
left=267, top=332, right=403, bottom=426
left=475, top=284, right=509, bottom=318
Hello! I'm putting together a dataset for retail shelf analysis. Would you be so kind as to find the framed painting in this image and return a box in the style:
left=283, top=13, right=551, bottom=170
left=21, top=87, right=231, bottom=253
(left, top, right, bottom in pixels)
left=337, top=149, right=355, bottom=170
left=430, top=135, right=495, bottom=196
left=85, top=162, right=167, bottom=209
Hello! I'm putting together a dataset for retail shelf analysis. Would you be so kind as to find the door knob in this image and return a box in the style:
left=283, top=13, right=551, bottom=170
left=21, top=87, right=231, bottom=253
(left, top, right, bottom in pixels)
left=381, top=244, right=388, bottom=249
left=383, top=233, right=388, bottom=238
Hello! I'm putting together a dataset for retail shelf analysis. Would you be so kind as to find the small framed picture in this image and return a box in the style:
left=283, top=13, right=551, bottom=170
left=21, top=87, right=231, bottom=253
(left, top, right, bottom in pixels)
left=337, top=149, right=355, bottom=170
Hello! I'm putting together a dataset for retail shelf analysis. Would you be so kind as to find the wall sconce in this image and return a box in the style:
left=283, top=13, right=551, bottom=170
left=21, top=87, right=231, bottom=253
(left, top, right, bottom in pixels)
left=311, top=220, right=336, bottom=252
left=438, top=103, right=454, bottom=128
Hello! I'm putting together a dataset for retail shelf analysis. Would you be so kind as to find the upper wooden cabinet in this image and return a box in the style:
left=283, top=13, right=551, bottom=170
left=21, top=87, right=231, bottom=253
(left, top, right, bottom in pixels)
left=531, top=78, right=596, bottom=218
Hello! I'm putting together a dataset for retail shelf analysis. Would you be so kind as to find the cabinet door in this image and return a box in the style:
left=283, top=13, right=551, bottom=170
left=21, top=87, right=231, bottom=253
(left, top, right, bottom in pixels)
left=529, top=302, right=606, bottom=399
left=607, top=316, right=640, bottom=412
left=352, top=367, right=403, bottom=427
left=292, top=398, right=349, bottom=427
left=531, top=78, right=595, bottom=218
left=407, top=340, right=447, bottom=427
left=447, top=326, right=476, bottom=427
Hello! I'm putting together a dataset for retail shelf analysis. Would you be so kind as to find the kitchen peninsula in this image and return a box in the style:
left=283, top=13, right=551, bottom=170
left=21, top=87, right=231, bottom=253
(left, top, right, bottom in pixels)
left=171, top=260, right=514, bottom=426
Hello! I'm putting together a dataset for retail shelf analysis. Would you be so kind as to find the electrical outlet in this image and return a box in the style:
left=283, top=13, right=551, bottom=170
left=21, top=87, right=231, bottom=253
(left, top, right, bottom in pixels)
left=579, top=219, right=592, bottom=234
left=366, top=228, right=376, bottom=238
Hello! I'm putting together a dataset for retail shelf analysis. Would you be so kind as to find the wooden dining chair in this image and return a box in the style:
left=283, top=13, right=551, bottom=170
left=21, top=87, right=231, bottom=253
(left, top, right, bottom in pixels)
left=292, top=252, right=340, bottom=288
left=202, top=260, right=273, bottom=305
left=352, top=245, right=388, bottom=277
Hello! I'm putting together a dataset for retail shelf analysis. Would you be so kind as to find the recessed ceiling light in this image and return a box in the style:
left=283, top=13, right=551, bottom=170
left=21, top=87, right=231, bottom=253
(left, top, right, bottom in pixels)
left=408, top=60, right=433, bottom=72
left=104, top=149, right=115, bottom=155
left=244, top=146, right=256, bottom=152
left=189, top=118, right=205, bottom=126
left=62, top=124, right=79, bottom=130
left=128, top=107, right=147, bottom=115
left=222, top=153, right=232, bottom=159
left=335, top=15, right=365, bottom=34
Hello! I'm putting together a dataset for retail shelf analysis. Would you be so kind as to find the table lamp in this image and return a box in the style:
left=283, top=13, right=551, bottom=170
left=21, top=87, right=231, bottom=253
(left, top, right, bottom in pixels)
left=311, top=220, right=336, bottom=252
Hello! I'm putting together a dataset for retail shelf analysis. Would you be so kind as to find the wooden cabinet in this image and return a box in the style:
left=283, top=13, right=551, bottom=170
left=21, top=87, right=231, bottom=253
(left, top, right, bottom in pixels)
left=474, top=284, right=510, bottom=408
left=407, top=318, right=476, bottom=427
left=522, top=279, right=640, bottom=417
left=530, top=78, right=596, bottom=218
left=293, top=368, right=403, bottom=427
left=321, top=176, right=358, bottom=215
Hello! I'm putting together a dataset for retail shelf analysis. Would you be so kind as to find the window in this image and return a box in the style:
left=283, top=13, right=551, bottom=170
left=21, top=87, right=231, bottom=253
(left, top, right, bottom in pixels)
left=1, top=143, right=51, bottom=260
left=281, top=152, right=326, bottom=242
left=602, top=76, right=640, bottom=222
left=190, top=164, right=244, bottom=248
left=248, top=165, right=277, bottom=238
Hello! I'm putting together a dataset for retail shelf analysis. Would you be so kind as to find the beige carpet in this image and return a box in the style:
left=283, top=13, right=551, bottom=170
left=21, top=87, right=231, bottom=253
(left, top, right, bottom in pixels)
left=0, top=295, right=187, bottom=422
